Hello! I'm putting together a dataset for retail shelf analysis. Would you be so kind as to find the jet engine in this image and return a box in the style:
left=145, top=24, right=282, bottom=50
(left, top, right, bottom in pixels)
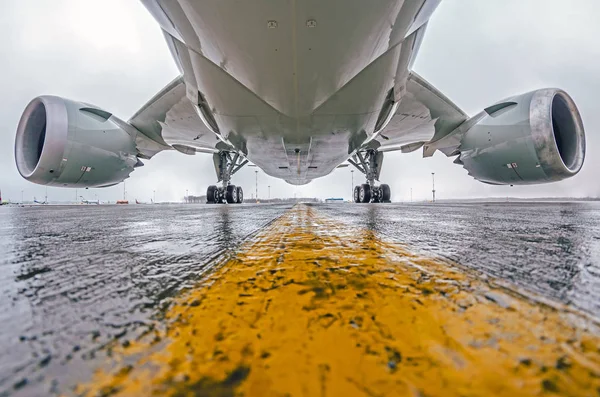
left=15, top=96, right=142, bottom=187
left=457, top=89, right=585, bottom=185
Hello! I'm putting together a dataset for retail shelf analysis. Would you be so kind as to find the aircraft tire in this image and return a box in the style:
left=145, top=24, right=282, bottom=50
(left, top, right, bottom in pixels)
left=236, top=186, right=244, bottom=204
left=380, top=184, right=391, bottom=202
left=226, top=185, right=238, bottom=204
left=353, top=186, right=361, bottom=203
left=207, top=185, right=217, bottom=204
left=360, top=184, right=371, bottom=203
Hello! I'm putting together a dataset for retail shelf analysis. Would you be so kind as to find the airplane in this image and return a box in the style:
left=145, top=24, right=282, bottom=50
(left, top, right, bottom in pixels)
left=33, top=197, right=47, bottom=205
left=13, top=1, right=585, bottom=204
left=80, top=196, right=100, bottom=205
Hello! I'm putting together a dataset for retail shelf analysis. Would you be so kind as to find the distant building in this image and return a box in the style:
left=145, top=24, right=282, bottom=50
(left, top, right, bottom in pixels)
left=325, top=198, right=344, bottom=203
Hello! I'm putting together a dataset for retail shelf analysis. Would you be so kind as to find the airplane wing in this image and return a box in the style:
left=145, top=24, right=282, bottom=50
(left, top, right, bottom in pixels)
left=375, top=72, right=468, bottom=156
left=129, top=76, right=224, bottom=156
left=133, top=73, right=466, bottom=162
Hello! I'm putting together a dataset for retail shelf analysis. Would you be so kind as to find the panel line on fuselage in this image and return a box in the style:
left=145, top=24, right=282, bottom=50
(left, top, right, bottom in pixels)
left=290, top=0, right=303, bottom=178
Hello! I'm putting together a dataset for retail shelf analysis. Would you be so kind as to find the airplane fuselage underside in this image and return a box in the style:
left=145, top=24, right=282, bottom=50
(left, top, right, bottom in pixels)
left=143, top=0, right=438, bottom=184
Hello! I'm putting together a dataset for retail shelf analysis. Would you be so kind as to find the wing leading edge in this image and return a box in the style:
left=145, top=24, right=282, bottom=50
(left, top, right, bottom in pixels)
left=129, top=76, right=224, bottom=155
left=375, top=72, right=468, bottom=156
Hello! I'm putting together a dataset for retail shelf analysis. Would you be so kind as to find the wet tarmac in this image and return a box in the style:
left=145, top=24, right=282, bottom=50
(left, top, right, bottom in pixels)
left=0, top=202, right=599, bottom=396
left=315, top=202, right=600, bottom=316
left=0, top=204, right=293, bottom=396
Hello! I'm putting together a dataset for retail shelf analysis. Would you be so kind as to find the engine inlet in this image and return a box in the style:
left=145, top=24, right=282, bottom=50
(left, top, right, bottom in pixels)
left=15, top=99, right=47, bottom=177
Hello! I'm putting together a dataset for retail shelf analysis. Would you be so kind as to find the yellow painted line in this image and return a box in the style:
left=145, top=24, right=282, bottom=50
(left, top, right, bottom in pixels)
left=77, top=204, right=600, bottom=396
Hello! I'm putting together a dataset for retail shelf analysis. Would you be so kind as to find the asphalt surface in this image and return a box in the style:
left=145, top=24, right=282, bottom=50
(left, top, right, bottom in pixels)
left=1, top=202, right=599, bottom=396
left=314, top=202, right=600, bottom=315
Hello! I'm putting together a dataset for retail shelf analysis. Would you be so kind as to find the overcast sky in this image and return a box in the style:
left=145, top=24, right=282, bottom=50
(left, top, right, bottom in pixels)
left=1, top=0, right=599, bottom=203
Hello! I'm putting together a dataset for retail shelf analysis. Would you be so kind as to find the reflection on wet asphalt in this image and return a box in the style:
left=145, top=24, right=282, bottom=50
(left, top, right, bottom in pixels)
left=0, top=202, right=599, bottom=396
left=0, top=204, right=292, bottom=396
left=314, top=202, right=600, bottom=316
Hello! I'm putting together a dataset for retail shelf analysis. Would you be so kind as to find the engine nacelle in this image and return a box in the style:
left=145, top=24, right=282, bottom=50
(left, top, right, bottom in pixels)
left=458, top=89, right=585, bottom=185
left=15, top=96, right=140, bottom=187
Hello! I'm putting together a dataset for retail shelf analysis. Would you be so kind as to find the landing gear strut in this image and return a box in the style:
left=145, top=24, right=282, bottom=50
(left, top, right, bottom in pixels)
left=349, top=149, right=391, bottom=203
left=206, top=151, right=247, bottom=204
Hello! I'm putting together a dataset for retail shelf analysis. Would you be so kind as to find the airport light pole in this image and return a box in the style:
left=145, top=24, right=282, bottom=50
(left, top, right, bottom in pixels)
left=410, top=187, right=412, bottom=203
left=186, top=189, right=188, bottom=203
left=153, top=190, right=156, bottom=203
left=351, top=170, right=354, bottom=199
left=21, top=190, right=23, bottom=204
left=268, top=185, right=271, bottom=200
left=255, top=170, right=258, bottom=201
left=431, top=173, right=436, bottom=203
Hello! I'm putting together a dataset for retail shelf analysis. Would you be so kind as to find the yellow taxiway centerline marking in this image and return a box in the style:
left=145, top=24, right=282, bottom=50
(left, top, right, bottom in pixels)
left=78, top=204, right=600, bottom=396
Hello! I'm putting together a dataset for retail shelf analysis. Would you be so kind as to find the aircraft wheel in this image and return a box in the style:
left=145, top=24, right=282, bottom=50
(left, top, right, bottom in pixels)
left=353, top=186, right=361, bottom=203
left=359, top=184, right=371, bottom=203
left=371, top=186, right=382, bottom=203
left=236, top=186, right=244, bottom=203
left=381, top=184, right=391, bottom=203
left=226, top=185, right=237, bottom=204
left=214, top=186, right=222, bottom=203
left=207, top=185, right=217, bottom=204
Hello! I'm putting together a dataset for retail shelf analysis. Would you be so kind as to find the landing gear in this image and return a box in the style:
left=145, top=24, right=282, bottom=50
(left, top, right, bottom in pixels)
left=206, top=184, right=244, bottom=204
left=349, top=149, right=392, bottom=203
left=353, top=184, right=390, bottom=203
left=205, top=151, right=247, bottom=204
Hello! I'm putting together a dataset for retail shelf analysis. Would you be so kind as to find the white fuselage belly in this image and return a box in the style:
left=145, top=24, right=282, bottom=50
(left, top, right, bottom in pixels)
left=144, top=0, right=435, bottom=184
